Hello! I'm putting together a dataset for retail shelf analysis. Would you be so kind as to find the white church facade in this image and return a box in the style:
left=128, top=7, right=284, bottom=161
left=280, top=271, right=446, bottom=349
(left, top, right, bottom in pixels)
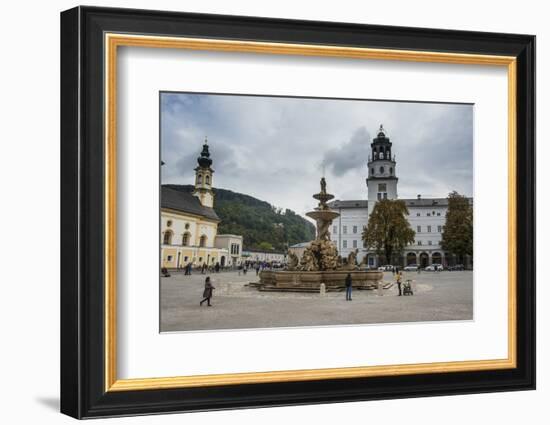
left=328, top=125, right=472, bottom=269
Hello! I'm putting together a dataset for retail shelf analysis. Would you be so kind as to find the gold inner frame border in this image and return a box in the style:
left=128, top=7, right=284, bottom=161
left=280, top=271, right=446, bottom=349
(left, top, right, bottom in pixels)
left=104, top=33, right=517, bottom=392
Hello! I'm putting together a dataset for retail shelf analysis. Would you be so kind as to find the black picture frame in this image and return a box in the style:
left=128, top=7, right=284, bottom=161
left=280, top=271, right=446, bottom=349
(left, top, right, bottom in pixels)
left=61, top=5, right=535, bottom=419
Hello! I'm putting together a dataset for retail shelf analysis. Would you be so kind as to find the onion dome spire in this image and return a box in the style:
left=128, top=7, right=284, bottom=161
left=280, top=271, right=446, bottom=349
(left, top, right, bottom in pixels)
left=197, top=137, right=212, bottom=168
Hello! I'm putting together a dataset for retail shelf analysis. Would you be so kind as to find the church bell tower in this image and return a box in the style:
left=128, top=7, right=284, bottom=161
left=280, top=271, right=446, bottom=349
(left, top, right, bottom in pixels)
left=366, top=125, right=398, bottom=213
left=193, top=138, right=214, bottom=208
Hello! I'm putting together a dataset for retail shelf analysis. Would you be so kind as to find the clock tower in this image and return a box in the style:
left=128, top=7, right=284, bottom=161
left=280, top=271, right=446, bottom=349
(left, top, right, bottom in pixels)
left=366, top=125, right=398, bottom=214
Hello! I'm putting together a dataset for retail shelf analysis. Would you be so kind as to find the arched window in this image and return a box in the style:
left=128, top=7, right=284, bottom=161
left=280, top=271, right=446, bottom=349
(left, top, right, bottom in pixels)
left=182, top=232, right=190, bottom=246
left=163, top=230, right=173, bottom=245
left=205, top=175, right=210, bottom=185
left=199, top=235, right=207, bottom=247
left=197, top=174, right=202, bottom=184
left=389, top=167, right=393, bottom=175
left=379, top=166, right=384, bottom=174
left=371, top=168, right=374, bottom=175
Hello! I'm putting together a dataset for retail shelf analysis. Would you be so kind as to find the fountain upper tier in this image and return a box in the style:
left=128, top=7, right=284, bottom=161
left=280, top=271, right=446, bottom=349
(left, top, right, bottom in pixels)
left=306, top=209, right=340, bottom=222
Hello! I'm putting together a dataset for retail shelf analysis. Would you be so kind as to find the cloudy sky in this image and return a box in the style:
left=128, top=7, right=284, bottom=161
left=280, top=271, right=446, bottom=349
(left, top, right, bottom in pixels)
left=161, top=92, right=473, bottom=216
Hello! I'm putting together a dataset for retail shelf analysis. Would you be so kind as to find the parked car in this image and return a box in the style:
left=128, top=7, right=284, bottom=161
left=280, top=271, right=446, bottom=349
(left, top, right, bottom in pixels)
left=424, top=264, right=444, bottom=271
left=403, top=264, right=419, bottom=272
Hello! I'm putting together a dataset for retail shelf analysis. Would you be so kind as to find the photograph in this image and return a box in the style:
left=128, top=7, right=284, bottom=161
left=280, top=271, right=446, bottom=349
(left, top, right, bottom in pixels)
left=159, top=92, right=474, bottom=332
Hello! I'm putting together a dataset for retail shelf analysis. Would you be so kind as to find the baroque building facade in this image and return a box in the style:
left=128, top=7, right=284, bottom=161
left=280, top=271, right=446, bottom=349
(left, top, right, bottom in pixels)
left=328, top=125, right=472, bottom=269
left=160, top=140, right=243, bottom=269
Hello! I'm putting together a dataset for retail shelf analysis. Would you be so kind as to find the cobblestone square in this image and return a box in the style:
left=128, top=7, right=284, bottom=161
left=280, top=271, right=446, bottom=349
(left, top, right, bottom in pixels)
left=160, top=270, right=473, bottom=332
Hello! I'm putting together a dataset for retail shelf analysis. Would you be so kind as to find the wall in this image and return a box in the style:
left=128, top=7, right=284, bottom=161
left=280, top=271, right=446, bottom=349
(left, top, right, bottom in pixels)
left=0, top=1, right=545, bottom=425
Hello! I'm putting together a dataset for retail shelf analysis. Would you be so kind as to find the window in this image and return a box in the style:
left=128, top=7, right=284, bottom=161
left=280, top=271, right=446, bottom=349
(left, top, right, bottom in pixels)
left=437, top=212, right=441, bottom=216
left=184, top=256, right=188, bottom=262
left=333, top=225, right=337, bottom=234
left=371, top=168, right=374, bottom=175
left=199, top=257, right=203, bottom=263
left=427, top=225, right=432, bottom=233
left=417, top=240, right=422, bottom=246
left=417, top=225, right=421, bottom=232
left=197, top=174, right=202, bottom=184
left=182, top=232, right=190, bottom=246
left=438, top=225, right=442, bottom=233
left=363, top=240, right=368, bottom=248
left=427, top=213, right=431, bottom=217
left=377, top=193, right=382, bottom=200
left=378, top=183, right=387, bottom=192
left=199, top=235, right=207, bottom=247
left=167, top=255, right=173, bottom=262
left=353, top=225, right=358, bottom=234
left=416, top=212, right=420, bottom=217
left=353, top=240, right=358, bottom=248
left=383, top=193, right=388, bottom=199
left=166, top=220, right=172, bottom=227
left=379, top=166, right=384, bottom=174
left=185, top=223, right=190, bottom=229
left=205, top=175, right=210, bottom=184
left=163, top=230, right=173, bottom=245
left=428, top=241, right=432, bottom=246
left=343, top=240, right=348, bottom=248
left=389, top=167, right=393, bottom=175
left=343, top=226, right=347, bottom=234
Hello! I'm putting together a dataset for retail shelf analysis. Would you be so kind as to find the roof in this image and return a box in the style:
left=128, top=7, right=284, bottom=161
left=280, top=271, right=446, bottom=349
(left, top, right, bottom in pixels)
left=328, top=200, right=368, bottom=208
left=161, top=186, right=220, bottom=221
left=403, top=197, right=473, bottom=207
left=216, top=234, right=243, bottom=239
left=290, top=242, right=312, bottom=248
left=402, top=198, right=449, bottom=207
left=328, top=197, right=473, bottom=209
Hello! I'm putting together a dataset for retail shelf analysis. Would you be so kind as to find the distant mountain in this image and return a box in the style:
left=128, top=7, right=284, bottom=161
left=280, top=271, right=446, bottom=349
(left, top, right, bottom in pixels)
left=163, top=184, right=315, bottom=251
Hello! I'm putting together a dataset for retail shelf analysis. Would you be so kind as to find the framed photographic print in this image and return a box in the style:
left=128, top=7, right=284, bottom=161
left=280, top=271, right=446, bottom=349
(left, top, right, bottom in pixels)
left=60, top=6, right=535, bottom=419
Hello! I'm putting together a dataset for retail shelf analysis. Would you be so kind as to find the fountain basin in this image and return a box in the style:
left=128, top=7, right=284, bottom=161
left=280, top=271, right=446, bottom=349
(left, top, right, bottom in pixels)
left=258, top=270, right=383, bottom=290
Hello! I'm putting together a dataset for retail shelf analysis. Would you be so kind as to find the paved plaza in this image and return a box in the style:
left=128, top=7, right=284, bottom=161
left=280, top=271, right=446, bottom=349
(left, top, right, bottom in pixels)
left=160, top=270, right=473, bottom=332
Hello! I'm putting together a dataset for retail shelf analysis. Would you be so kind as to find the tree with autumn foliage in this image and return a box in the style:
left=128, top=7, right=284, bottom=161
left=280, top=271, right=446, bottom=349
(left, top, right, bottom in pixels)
left=362, top=199, right=416, bottom=265
left=441, top=191, right=473, bottom=264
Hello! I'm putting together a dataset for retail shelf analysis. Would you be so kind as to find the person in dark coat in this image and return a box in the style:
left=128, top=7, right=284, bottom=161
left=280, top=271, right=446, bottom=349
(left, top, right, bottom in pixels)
left=215, top=262, right=220, bottom=273
left=345, top=273, right=353, bottom=301
left=200, top=276, right=215, bottom=306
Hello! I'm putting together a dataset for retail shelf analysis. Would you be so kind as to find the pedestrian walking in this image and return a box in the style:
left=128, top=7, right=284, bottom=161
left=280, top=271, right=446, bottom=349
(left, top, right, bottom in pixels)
left=199, top=276, right=215, bottom=307
left=215, top=262, right=220, bottom=273
left=345, top=273, right=353, bottom=301
left=396, top=271, right=403, bottom=296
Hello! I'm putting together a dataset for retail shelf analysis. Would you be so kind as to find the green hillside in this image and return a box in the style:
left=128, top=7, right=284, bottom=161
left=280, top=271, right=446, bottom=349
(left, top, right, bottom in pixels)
left=164, top=184, right=315, bottom=251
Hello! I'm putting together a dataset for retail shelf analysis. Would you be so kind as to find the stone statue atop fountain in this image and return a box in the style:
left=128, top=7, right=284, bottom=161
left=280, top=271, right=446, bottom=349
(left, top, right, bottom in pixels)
left=287, top=251, right=299, bottom=271
left=342, top=249, right=359, bottom=270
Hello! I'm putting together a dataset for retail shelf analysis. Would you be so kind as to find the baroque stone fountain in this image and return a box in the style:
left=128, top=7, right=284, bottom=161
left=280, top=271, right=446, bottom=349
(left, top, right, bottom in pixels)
left=258, top=177, right=383, bottom=292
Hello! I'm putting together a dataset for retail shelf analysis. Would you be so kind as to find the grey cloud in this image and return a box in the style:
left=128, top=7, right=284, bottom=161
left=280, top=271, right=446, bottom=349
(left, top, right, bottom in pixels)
left=322, top=127, right=371, bottom=176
